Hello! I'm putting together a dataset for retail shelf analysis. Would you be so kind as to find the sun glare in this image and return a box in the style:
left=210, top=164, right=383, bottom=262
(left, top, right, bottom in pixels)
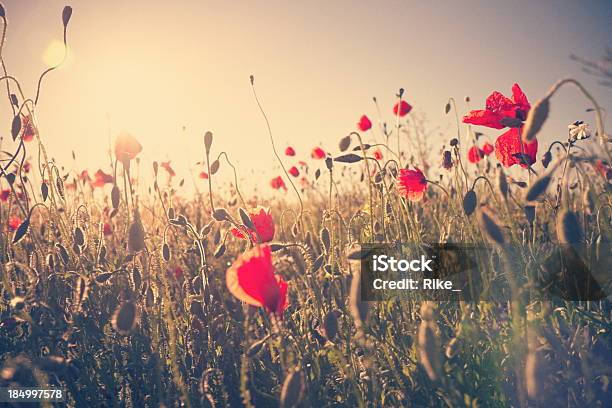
left=43, top=39, right=72, bottom=67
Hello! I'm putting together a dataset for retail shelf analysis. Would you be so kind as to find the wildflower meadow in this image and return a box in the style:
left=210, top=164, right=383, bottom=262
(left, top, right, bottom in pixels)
left=0, top=3, right=611, bottom=408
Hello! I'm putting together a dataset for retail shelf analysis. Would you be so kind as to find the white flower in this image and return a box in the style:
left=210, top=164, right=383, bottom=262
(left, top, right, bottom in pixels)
left=568, top=120, right=591, bottom=142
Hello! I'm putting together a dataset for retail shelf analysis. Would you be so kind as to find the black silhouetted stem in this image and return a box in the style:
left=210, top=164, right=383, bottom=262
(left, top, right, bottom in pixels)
left=34, top=9, right=70, bottom=105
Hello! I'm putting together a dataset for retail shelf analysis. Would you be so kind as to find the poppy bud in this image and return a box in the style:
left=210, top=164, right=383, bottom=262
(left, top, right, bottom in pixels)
left=212, top=208, right=230, bottom=221
left=204, top=131, right=213, bottom=154
left=525, top=174, right=552, bottom=202
left=0, top=4, right=5, bottom=18
left=462, top=190, right=477, bottom=216
left=442, top=151, right=453, bottom=170
left=11, top=115, right=20, bottom=141
left=112, top=301, right=138, bottom=335
left=210, top=159, right=220, bottom=174
left=522, top=97, right=550, bottom=143
left=339, top=135, right=351, bottom=151
left=111, top=185, right=120, bottom=209
left=541, top=151, right=552, bottom=168
left=128, top=211, right=146, bottom=253
left=556, top=209, right=582, bottom=244
left=162, top=243, right=171, bottom=262
left=450, top=138, right=459, bottom=147
left=62, top=6, right=72, bottom=27
left=477, top=207, right=505, bottom=245
left=152, top=161, right=158, bottom=175
left=74, top=227, right=85, bottom=246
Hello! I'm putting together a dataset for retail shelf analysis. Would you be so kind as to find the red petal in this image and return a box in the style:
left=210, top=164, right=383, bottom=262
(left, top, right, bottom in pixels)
left=463, top=110, right=505, bottom=129
left=494, top=128, right=537, bottom=168
left=511, top=83, right=530, bottom=112
left=486, top=91, right=514, bottom=114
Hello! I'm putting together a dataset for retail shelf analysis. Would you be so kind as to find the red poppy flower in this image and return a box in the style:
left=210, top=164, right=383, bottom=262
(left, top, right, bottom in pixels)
left=248, top=206, right=275, bottom=242
left=172, top=266, right=184, bottom=280
left=231, top=227, right=255, bottom=241
left=481, top=142, right=494, bottom=156
left=373, top=149, right=383, bottom=161
left=311, top=147, right=326, bottom=159
left=226, top=244, right=287, bottom=315
left=270, top=176, right=287, bottom=191
left=285, top=146, right=296, bottom=156
left=8, top=216, right=21, bottom=231
left=102, top=222, right=112, bottom=236
left=288, top=166, right=299, bottom=177
left=393, top=100, right=412, bottom=117
left=160, top=161, right=176, bottom=177
left=114, top=132, right=142, bottom=163
left=199, top=171, right=209, bottom=180
left=595, top=160, right=612, bottom=180
left=79, top=170, right=90, bottom=182
left=0, top=189, right=10, bottom=202
left=22, top=162, right=31, bottom=173
left=495, top=128, right=538, bottom=168
left=463, top=83, right=530, bottom=130
left=467, top=146, right=484, bottom=164
left=397, top=167, right=428, bottom=201
left=92, top=169, right=114, bottom=188
left=357, top=115, right=372, bottom=131
left=21, top=115, right=36, bottom=142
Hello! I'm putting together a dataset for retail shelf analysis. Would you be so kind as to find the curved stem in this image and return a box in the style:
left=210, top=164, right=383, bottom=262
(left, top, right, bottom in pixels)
left=250, top=77, right=304, bottom=222
left=34, top=17, right=69, bottom=105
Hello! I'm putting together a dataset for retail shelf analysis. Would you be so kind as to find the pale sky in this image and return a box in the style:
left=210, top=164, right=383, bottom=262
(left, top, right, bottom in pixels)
left=1, top=0, right=611, bottom=194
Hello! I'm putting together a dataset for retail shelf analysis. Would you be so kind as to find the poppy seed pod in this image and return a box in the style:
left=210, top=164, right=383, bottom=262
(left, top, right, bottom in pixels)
left=541, top=150, right=552, bottom=168
left=522, top=97, right=550, bottom=143
left=525, top=174, right=552, bottom=202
